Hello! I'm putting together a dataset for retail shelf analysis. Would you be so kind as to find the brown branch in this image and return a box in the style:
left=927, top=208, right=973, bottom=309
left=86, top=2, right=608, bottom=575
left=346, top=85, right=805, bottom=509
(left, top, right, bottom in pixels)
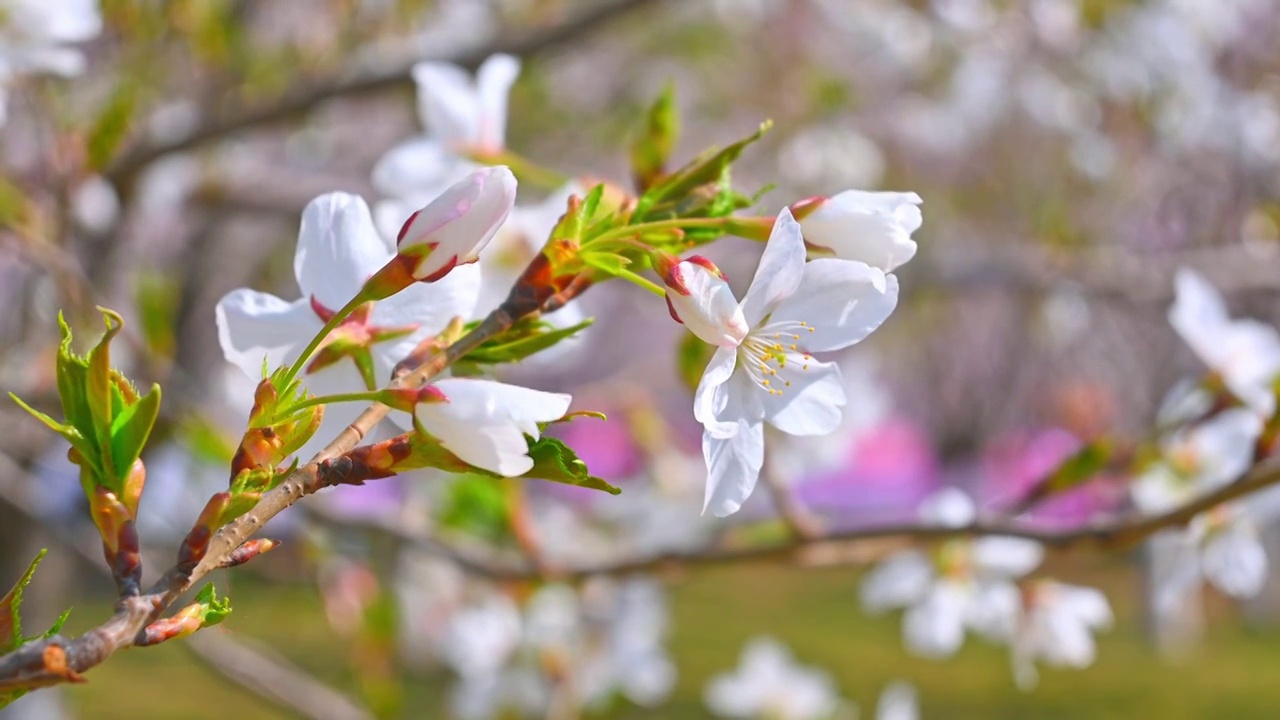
left=0, top=454, right=372, bottom=720
left=321, top=456, right=1280, bottom=582
left=103, top=0, right=668, bottom=186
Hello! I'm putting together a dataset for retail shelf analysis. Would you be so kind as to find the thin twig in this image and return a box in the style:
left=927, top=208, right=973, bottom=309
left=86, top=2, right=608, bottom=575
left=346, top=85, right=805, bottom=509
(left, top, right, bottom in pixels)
left=103, top=0, right=667, bottom=186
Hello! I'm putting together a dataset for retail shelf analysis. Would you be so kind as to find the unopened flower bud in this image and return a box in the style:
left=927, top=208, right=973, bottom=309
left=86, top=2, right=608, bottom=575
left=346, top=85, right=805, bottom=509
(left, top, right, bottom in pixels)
left=663, top=256, right=747, bottom=347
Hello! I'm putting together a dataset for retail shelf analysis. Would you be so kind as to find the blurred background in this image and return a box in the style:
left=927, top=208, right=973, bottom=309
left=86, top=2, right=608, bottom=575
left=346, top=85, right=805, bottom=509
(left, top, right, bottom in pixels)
left=1, top=0, right=1279, bottom=718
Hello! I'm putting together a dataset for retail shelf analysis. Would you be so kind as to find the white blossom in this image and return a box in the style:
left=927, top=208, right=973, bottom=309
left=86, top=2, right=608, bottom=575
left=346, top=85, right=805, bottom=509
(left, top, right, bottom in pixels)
left=1010, top=580, right=1113, bottom=689
left=704, top=637, right=844, bottom=720
left=797, top=191, right=923, bottom=272
left=670, top=209, right=900, bottom=516
left=216, top=192, right=480, bottom=459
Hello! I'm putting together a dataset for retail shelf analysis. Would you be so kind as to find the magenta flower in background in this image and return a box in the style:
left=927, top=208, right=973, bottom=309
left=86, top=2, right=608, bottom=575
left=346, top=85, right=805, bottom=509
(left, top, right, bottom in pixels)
left=796, top=417, right=941, bottom=524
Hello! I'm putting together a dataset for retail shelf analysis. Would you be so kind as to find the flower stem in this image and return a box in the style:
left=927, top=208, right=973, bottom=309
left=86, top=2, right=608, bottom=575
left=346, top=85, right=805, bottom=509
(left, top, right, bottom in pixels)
left=286, top=390, right=386, bottom=414
left=587, top=217, right=745, bottom=246
left=613, top=267, right=666, bottom=297
left=280, top=295, right=364, bottom=390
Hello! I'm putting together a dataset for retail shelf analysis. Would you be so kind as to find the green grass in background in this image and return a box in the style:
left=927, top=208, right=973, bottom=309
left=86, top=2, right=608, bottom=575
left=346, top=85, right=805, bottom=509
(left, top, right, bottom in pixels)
left=46, top=556, right=1280, bottom=719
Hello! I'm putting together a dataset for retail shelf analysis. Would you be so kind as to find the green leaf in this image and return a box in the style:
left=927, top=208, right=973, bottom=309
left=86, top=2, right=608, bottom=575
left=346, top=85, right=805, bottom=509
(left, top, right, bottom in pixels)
left=193, top=583, right=232, bottom=628
left=438, top=474, right=513, bottom=542
left=581, top=252, right=633, bottom=276
left=633, top=120, right=771, bottom=220
left=109, top=383, right=161, bottom=480
left=676, top=331, right=716, bottom=394
left=86, top=81, right=139, bottom=170
left=465, top=318, right=594, bottom=365
left=523, top=436, right=620, bottom=495
left=0, top=549, right=45, bottom=652
left=630, top=83, right=679, bottom=190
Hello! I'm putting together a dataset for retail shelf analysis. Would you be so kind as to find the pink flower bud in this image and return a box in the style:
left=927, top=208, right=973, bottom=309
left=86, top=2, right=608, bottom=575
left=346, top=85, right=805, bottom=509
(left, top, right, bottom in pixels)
left=396, top=166, right=518, bottom=281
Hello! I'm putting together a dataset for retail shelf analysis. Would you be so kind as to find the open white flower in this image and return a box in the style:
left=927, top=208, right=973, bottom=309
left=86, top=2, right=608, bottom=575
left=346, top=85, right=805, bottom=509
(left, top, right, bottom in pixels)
left=411, top=377, right=571, bottom=477
left=216, top=192, right=480, bottom=459
left=704, top=637, right=844, bottom=720
left=1133, top=407, right=1269, bottom=610
left=670, top=209, right=899, bottom=516
left=1169, top=268, right=1280, bottom=418
left=0, top=0, right=102, bottom=124
left=795, top=190, right=923, bottom=272
left=372, top=54, right=519, bottom=233
left=860, top=489, right=1044, bottom=658
left=576, top=577, right=677, bottom=710
left=414, top=53, right=518, bottom=155
left=1010, top=580, right=1113, bottom=690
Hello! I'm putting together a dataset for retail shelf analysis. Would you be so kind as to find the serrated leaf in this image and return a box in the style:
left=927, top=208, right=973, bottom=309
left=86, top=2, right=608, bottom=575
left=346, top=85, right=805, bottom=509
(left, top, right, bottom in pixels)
left=524, top=436, right=620, bottom=495
left=0, top=550, right=45, bottom=652
left=634, top=120, right=771, bottom=220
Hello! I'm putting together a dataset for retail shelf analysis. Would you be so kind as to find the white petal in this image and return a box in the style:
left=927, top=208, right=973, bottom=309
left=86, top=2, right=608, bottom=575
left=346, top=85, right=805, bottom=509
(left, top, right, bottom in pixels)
left=741, top=209, right=807, bottom=326
left=861, top=550, right=934, bottom=612
left=917, top=487, right=976, bottom=526
left=966, top=581, right=1020, bottom=642
left=371, top=263, right=481, bottom=381
left=1148, top=530, right=1204, bottom=616
left=1202, top=520, right=1268, bottom=599
left=412, top=60, right=481, bottom=149
left=400, top=167, right=518, bottom=279
left=215, top=290, right=318, bottom=377
left=876, top=681, right=919, bottom=720
left=769, top=259, right=899, bottom=352
left=693, top=347, right=741, bottom=435
left=903, top=582, right=969, bottom=658
left=1055, top=584, right=1114, bottom=631
left=371, top=136, right=478, bottom=201
left=702, top=419, right=765, bottom=517
left=475, top=54, right=520, bottom=151
left=971, top=536, right=1045, bottom=578
left=801, top=190, right=923, bottom=272
left=1189, top=408, right=1262, bottom=489
left=1168, top=268, right=1230, bottom=363
left=760, top=357, right=846, bottom=436
left=666, top=263, right=748, bottom=347
left=415, top=378, right=571, bottom=476
left=294, top=192, right=394, bottom=308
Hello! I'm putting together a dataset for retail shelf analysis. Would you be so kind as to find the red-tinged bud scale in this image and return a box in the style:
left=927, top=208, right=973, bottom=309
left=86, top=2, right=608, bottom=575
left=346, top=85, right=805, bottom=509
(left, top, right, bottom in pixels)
left=178, top=492, right=231, bottom=572
left=121, top=458, right=146, bottom=518
left=219, top=539, right=281, bottom=569
left=787, top=195, right=826, bottom=221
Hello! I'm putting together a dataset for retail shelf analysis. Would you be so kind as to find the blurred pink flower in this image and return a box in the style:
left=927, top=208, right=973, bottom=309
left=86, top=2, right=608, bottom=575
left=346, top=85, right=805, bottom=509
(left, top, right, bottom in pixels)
left=979, top=428, right=1122, bottom=528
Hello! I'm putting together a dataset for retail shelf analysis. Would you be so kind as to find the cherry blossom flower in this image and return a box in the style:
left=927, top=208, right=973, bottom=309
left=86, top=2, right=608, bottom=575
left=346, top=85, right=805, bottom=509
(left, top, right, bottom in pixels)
left=704, top=637, right=845, bottom=720
left=1009, top=580, right=1113, bottom=689
left=668, top=209, right=900, bottom=516
left=412, top=377, right=572, bottom=477
left=875, top=681, right=919, bottom=720
left=0, top=0, right=102, bottom=124
left=372, top=54, right=519, bottom=235
left=576, top=577, right=677, bottom=709
left=860, top=488, right=1044, bottom=658
left=1132, top=408, right=1270, bottom=610
left=216, top=191, right=480, bottom=459
left=1168, top=268, right=1280, bottom=418
left=793, top=190, right=923, bottom=272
